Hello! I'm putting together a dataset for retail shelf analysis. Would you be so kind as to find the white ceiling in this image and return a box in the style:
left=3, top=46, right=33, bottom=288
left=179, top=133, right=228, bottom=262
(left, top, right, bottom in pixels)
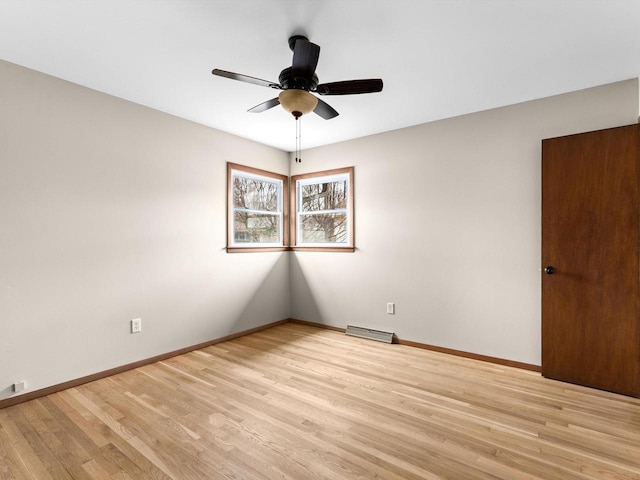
left=1, top=0, right=639, bottom=152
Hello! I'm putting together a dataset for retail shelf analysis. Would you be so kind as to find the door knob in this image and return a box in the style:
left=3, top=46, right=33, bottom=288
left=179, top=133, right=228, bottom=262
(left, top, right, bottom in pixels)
left=544, top=266, right=555, bottom=275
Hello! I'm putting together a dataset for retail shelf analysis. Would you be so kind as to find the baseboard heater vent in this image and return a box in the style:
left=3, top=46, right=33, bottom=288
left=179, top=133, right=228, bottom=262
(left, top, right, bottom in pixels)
left=345, top=325, right=394, bottom=343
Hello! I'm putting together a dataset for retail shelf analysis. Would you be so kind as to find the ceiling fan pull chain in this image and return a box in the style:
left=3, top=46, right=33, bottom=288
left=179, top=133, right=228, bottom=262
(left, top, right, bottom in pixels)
left=299, top=117, right=302, bottom=163
left=295, top=116, right=302, bottom=163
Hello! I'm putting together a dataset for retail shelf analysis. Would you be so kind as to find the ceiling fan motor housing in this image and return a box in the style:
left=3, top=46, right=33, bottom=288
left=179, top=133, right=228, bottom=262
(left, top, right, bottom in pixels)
left=279, top=67, right=318, bottom=91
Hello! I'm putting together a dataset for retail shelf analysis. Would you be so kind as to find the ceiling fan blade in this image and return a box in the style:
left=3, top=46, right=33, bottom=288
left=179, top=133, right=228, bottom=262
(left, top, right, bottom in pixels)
left=248, top=97, right=280, bottom=113
left=313, top=98, right=339, bottom=120
left=315, top=79, right=383, bottom=95
left=292, top=38, right=320, bottom=81
left=212, top=69, right=281, bottom=89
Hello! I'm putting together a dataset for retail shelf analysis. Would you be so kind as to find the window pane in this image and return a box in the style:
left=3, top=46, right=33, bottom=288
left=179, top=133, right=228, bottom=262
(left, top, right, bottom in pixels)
left=300, top=213, right=347, bottom=243
left=300, top=180, right=348, bottom=212
left=234, top=212, right=280, bottom=243
left=233, top=176, right=280, bottom=212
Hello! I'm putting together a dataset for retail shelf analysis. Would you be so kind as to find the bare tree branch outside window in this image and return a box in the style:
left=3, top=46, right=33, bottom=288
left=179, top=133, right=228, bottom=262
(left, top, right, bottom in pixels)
left=298, top=177, right=349, bottom=244
left=233, top=174, right=281, bottom=244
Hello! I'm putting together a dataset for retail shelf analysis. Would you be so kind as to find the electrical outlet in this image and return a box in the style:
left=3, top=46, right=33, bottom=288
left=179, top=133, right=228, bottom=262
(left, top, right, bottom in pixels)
left=13, top=381, right=26, bottom=393
left=131, top=318, right=142, bottom=333
left=387, top=302, right=395, bottom=314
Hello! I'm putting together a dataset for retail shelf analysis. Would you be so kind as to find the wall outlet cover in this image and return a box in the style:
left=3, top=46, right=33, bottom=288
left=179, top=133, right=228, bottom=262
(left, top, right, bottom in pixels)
left=131, top=318, right=142, bottom=333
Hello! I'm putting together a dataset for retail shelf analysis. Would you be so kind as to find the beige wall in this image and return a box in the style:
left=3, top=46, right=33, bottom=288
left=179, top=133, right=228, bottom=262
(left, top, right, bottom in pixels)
left=290, top=78, right=639, bottom=366
left=0, top=60, right=290, bottom=401
left=2, top=56, right=638, bottom=401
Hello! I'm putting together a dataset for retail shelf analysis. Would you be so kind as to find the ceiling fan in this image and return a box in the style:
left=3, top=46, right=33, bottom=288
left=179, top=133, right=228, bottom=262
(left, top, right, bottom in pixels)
left=212, top=35, right=383, bottom=120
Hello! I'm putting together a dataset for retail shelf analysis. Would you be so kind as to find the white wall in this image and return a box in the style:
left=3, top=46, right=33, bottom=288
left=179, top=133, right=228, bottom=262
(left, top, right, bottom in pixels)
left=290, top=79, right=639, bottom=366
left=0, top=60, right=290, bottom=401
left=2, top=58, right=637, bottom=402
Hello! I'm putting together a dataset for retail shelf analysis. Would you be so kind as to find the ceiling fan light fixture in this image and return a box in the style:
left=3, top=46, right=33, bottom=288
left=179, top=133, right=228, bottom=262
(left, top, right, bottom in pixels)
left=279, top=89, right=318, bottom=118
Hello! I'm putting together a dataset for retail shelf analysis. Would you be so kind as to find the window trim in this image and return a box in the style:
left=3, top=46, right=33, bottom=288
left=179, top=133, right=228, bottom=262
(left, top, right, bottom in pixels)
left=290, top=167, right=355, bottom=252
left=227, top=163, right=289, bottom=253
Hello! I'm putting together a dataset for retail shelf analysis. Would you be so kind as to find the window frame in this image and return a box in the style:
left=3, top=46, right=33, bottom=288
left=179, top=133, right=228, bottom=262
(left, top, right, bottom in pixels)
left=227, top=163, right=289, bottom=253
left=290, top=167, right=355, bottom=252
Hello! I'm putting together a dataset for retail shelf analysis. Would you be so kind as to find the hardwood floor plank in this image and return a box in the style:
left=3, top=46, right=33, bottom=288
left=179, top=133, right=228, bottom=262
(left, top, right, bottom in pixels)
left=2, top=323, right=640, bottom=479
left=0, top=409, right=55, bottom=479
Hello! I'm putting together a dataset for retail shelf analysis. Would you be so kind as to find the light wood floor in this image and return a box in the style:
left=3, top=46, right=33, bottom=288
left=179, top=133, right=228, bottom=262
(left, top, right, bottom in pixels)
left=2, top=323, right=640, bottom=479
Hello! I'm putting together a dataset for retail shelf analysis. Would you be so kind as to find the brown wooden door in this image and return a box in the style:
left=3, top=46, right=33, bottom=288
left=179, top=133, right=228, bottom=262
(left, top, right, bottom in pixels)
left=542, top=124, right=640, bottom=397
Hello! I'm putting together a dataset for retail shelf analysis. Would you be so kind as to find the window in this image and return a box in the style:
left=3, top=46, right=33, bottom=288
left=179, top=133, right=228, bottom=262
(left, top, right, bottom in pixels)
left=227, top=163, right=354, bottom=252
left=291, top=167, right=354, bottom=252
left=227, top=163, right=288, bottom=252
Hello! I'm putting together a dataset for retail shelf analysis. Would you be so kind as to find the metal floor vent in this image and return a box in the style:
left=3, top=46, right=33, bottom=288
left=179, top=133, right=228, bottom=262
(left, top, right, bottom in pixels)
left=345, top=325, right=394, bottom=344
